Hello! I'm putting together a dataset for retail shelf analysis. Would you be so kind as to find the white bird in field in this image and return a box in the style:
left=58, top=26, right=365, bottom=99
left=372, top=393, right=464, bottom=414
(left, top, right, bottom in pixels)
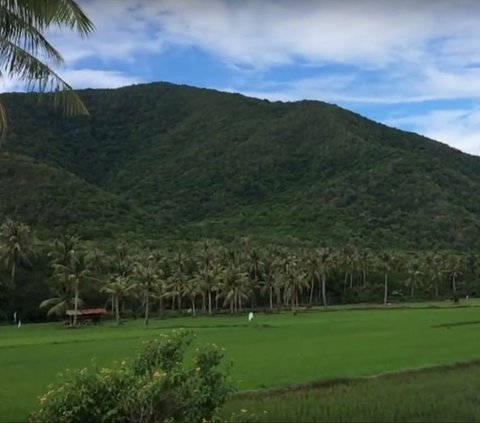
left=248, top=312, right=254, bottom=322
left=17, top=320, right=22, bottom=328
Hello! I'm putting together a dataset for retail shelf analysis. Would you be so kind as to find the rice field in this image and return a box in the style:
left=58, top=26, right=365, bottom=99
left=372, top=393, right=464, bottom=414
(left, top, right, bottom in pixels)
left=1, top=302, right=480, bottom=422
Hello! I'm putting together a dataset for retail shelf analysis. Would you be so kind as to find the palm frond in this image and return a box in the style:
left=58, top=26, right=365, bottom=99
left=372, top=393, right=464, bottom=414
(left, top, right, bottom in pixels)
left=1, top=0, right=94, bottom=35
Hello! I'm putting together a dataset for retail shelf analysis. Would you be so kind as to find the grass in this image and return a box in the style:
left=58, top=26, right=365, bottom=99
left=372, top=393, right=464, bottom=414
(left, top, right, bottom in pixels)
left=1, top=302, right=480, bottom=421
left=225, top=362, right=480, bottom=422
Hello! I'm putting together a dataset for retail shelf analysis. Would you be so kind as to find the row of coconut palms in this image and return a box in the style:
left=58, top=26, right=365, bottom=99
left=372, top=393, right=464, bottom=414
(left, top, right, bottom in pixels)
left=0, top=219, right=478, bottom=325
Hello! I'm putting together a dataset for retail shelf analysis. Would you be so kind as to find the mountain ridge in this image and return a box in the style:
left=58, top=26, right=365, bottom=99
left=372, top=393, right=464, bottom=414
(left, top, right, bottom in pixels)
left=2, top=81, right=480, bottom=250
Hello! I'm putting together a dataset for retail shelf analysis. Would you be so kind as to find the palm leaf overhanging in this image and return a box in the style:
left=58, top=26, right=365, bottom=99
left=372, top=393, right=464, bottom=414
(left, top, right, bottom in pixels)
left=0, top=0, right=94, bottom=143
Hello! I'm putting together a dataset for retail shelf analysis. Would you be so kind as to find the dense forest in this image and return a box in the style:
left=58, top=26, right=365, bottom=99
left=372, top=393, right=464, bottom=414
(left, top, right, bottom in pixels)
left=2, top=82, right=480, bottom=249
left=2, top=82, right=480, bottom=321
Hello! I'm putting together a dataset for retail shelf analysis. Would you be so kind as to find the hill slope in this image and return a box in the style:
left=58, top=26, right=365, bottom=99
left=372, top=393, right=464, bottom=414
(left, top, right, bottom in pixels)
left=0, top=152, right=160, bottom=243
left=3, top=82, right=480, bottom=249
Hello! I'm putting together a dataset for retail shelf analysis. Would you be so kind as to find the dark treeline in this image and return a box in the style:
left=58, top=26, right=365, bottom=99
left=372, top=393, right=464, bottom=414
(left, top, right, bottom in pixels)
left=0, top=219, right=477, bottom=324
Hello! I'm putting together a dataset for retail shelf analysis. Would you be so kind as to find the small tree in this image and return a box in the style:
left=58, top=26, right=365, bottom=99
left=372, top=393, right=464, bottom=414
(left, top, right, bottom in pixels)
left=30, top=330, right=233, bottom=423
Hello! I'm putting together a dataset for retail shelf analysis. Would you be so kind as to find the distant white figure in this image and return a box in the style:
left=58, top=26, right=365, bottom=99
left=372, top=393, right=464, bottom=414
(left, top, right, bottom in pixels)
left=17, top=320, right=22, bottom=328
left=13, top=311, right=17, bottom=324
left=248, top=312, right=254, bottom=322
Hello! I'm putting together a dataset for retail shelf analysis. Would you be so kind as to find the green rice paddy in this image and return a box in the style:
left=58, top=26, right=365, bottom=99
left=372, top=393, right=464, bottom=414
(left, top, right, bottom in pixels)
left=2, top=303, right=480, bottom=422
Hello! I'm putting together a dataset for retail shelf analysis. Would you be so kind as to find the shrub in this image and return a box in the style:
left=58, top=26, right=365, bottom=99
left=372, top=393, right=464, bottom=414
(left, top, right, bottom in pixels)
left=30, top=330, right=233, bottom=423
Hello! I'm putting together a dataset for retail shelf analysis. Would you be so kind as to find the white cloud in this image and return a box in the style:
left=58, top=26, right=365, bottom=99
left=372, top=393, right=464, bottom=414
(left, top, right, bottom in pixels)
left=0, top=69, right=140, bottom=93
left=385, top=108, right=480, bottom=156
left=4, top=0, right=480, bottom=155
left=59, top=69, right=140, bottom=89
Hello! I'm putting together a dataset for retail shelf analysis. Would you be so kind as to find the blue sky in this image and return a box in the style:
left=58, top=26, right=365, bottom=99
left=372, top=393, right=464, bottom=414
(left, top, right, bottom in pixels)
left=4, top=0, right=480, bottom=155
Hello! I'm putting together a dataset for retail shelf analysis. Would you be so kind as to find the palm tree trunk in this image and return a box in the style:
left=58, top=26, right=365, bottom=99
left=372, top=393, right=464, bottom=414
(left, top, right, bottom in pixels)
left=363, top=268, right=366, bottom=287
left=349, top=272, right=353, bottom=289
left=269, top=286, right=273, bottom=310
left=191, top=297, right=196, bottom=317
left=411, top=283, right=414, bottom=297
left=144, top=293, right=150, bottom=326
left=321, top=274, right=327, bottom=308
left=435, top=280, right=439, bottom=297
left=308, top=279, right=314, bottom=306
left=73, top=283, right=79, bottom=327
left=115, top=296, right=120, bottom=325
left=452, top=275, right=456, bottom=294
left=171, top=296, right=175, bottom=312
left=208, top=289, right=212, bottom=315
left=383, top=274, right=388, bottom=305
left=10, top=262, right=16, bottom=286
left=343, top=272, right=348, bottom=295
left=201, top=292, right=206, bottom=313
left=11, top=262, right=16, bottom=310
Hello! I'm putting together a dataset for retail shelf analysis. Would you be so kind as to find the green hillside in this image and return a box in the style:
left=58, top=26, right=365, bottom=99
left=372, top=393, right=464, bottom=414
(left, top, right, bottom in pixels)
left=0, top=152, right=159, bottom=243
left=3, top=82, right=480, bottom=249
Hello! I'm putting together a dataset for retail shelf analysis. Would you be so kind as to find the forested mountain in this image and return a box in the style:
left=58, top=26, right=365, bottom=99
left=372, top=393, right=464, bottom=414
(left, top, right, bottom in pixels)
left=3, top=82, right=480, bottom=250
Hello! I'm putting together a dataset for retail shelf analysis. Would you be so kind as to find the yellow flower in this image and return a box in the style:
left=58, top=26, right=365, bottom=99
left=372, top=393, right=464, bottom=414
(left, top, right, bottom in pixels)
left=153, top=371, right=165, bottom=379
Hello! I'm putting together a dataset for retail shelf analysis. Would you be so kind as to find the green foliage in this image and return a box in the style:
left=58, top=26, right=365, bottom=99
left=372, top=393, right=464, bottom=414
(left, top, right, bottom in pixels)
left=225, top=363, right=480, bottom=422
left=30, top=330, right=233, bottom=423
left=3, top=82, right=480, bottom=249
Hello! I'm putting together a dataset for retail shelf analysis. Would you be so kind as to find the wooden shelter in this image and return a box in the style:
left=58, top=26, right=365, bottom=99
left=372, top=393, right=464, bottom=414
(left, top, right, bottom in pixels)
left=65, top=308, right=107, bottom=325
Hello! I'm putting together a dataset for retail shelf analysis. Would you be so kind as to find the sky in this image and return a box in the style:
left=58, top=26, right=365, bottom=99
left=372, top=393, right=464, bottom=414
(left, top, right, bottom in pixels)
left=4, top=0, right=480, bottom=155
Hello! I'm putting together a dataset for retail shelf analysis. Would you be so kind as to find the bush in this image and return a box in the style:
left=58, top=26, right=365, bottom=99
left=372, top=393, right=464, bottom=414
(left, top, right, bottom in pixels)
left=30, top=330, right=233, bottom=423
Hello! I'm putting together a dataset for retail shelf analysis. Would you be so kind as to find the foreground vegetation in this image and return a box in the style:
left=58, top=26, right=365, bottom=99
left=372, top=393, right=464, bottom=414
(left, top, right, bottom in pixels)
left=1, top=307, right=480, bottom=421
left=31, top=330, right=232, bottom=423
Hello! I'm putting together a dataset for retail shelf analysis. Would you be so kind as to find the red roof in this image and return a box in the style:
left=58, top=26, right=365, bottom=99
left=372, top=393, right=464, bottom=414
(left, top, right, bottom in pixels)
left=81, top=308, right=107, bottom=315
left=66, top=308, right=107, bottom=316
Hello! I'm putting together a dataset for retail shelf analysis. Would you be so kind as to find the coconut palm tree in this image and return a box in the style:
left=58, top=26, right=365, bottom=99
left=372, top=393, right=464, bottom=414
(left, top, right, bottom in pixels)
left=242, top=241, right=265, bottom=309
left=446, top=255, right=463, bottom=297
left=86, top=247, right=107, bottom=274
left=280, top=255, right=308, bottom=312
left=195, top=262, right=222, bottom=316
left=220, top=263, right=249, bottom=314
left=358, top=248, right=372, bottom=287
left=165, top=253, right=191, bottom=312
left=405, top=256, right=423, bottom=297
left=377, top=251, right=395, bottom=305
left=260, top=246, right=280, bottom=311
left=317, top=247, right=332, bottom=308
left=304, top=251, right=320, bottom=307
left=0, top=0, right=94, bottom=144
left=0, top=219, right=34, bottom=287
left=101, top=275, right=132, bottom=324
left=182, top=277, right=203, bottom=317
left=39, top=278, right=79, bottom=317
left=52, top=245, right=90, bottom=327
left=133, top=256, right=159, bottom=326
left=341, top=245, right=356, bottom=294
left=49, top=234, right=78, bottom=266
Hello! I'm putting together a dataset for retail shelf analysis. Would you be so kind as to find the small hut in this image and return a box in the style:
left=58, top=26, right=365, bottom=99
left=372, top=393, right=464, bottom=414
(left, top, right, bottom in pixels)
left=66, top=308, right=107, bottom=325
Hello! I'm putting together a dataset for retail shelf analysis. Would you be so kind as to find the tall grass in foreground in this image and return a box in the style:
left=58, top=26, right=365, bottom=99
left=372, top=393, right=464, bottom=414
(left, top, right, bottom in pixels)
left=224, top=363, right=480, bottom=422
